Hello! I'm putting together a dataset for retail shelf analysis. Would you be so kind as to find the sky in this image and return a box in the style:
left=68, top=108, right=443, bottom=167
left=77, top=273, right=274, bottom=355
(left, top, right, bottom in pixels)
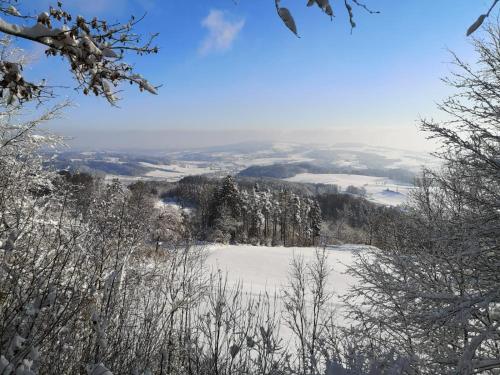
left=20, top=0, right=496, bottom=151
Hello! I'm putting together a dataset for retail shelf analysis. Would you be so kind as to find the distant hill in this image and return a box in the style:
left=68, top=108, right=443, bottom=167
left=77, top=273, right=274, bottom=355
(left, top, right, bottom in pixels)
left=238, top=162, right=329, bottom=179
left=44, top=141, right=431, bottom=187
left=238, top=162, right=416, bottom=184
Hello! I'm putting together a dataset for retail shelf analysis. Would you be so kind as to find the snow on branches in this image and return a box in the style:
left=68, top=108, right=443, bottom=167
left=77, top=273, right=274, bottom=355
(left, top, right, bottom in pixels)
left=0, top=1, right=158, bottom=105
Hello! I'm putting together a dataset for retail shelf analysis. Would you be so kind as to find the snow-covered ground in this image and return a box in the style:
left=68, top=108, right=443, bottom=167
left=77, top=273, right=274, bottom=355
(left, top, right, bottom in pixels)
left=140, top=162, right=215, bottom=180
left=285, top=173, right=413, bottom=206
left=155, top=198, right=193, bottom=214
left=236, top=156, right=315, bottom=167
left=58, top=142, right=434, bottom=186
left=205, top=244, right=370, bottom=323
left=104, top=174, right=142, bottom=183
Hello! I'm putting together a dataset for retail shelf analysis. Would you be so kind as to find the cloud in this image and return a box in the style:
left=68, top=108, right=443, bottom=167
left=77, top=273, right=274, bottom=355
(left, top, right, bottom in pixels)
left=199, top=10, right=245, bottom=56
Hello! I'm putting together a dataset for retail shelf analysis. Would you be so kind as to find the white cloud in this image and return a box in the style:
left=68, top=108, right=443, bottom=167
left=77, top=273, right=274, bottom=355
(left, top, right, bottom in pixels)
left=199, top=10, right=245, bottom=56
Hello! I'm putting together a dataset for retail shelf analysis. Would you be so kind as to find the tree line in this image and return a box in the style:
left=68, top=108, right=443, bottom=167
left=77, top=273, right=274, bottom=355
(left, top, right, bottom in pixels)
left=164, top=175, right=322, bottom=247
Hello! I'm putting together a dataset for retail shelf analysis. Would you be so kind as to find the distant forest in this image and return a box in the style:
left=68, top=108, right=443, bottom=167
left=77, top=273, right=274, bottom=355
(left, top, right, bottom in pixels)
left=239, top=161, right=415, bottom=183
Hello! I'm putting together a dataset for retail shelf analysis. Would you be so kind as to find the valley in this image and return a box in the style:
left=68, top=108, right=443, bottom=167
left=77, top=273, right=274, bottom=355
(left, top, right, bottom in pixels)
left=48, top=141, right=433, bottom=206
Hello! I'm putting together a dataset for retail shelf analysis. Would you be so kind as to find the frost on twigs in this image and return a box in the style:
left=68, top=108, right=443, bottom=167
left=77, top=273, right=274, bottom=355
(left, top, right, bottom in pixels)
left=0, top=1, right=159, bottom=105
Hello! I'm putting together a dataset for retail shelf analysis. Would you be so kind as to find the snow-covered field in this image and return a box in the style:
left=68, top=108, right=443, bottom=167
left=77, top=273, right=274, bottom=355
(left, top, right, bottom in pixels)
left=155, top=198, right=193, bottom=214
left=205, top=244, right=370, bottom=322
left=236, top=156, right=315, bottom=167
left=59, top=142, right=434, bottom=189
left=140, top=162, right=215, bottom=180
left=285, top=173, right=413, bottom=206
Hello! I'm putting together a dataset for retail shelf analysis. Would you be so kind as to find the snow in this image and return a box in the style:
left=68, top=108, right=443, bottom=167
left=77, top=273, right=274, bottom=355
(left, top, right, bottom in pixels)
left=104, top=157, right=120, bottom=163
left=286, top=173, right=384, bottom=186
left=140, top=162, right=214, bottom=180
left=205, top=244, right=370, bottom=320
left=330, top=153, right=365, bottom=169
left=236, top=156, right=315, bottom=167
left=285, top=173, right=413, bottom=206
left=155, top=198, right=193, bottom=214
left=372, top=189, right=407, bottom=206
left=271, top=142, right=300, bottom=152
left=104, top=175, right=142, bottom=183
left=357, top=146, right=437, bottom=171
left=6, top=5, right=21, bottom=16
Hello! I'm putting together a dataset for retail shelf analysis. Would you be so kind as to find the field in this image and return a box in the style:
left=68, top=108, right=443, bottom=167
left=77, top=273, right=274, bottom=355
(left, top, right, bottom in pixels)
left=205, top=244, right=371, bottom=323
left=285, top=173, right=413, bottom=206
left=139, top=162, right=215, bottom=180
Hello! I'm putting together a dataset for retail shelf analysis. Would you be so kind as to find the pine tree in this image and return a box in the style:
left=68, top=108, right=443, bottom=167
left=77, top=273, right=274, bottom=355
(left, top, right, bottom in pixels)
left=261, top=190, right=273, bottom=244
left=309, top=200, right=322, bottom=246
left=248, top=188, right=264, bottom=244
left=217, top=175, right=242, bottom=218
left=290, top=194, right=302, bottom=246
left=239, top=189, right=250, bottom=243
left=212, top=175, right=242, bottom=243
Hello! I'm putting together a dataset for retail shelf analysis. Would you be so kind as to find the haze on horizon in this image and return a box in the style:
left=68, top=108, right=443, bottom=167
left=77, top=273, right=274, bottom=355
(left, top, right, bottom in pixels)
left=56, top=126, right=435, bottom=153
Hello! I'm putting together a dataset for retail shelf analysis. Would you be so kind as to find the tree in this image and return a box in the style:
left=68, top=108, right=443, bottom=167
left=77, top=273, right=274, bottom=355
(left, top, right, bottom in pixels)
left=290, top=193, right=302, bottom=246
left=309, top=200, right=322, bottom=246
left=211, top=175, right=242, bottom=242
left=282, top=249, right=332, bottom=374
left=344, top=23, right=500, bottom=374
left=217, top=175, right=242, bottom=218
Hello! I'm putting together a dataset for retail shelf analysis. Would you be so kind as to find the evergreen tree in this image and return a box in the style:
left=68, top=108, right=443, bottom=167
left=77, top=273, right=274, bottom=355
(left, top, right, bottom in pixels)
left=309, top=200, right=322, bottom=246
left=212, top=175, right=242, bottom=243
left=217, top=175, right=242, bottom=218
left=290, top=194, right=302, bottom=246
left=261, top=190, right=273, bottom=243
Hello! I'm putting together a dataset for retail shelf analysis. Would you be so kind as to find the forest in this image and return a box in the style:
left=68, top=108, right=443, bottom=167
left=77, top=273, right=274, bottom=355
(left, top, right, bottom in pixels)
left=58, top=171, right=388, bottom=249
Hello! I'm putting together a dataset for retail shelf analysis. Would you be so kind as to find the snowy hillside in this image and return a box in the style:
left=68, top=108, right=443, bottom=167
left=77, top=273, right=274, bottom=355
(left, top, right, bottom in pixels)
left=48, top=142, right=427, bottom=206
left=47, top=141, right=434, bottom=184
left=206, top=244, right=363, bottom=295
left=205, top=244, right=371, bottom=322
left=285, top=173, right=412, bottom=206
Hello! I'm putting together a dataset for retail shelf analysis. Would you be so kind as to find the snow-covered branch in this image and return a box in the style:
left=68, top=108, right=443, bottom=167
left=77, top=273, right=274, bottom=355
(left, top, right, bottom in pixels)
left=0, top=2, right=158, bottom=105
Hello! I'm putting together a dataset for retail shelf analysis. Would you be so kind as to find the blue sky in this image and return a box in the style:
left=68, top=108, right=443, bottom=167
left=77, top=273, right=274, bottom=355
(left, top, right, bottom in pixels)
left=22, top=0, right=494, bottom=149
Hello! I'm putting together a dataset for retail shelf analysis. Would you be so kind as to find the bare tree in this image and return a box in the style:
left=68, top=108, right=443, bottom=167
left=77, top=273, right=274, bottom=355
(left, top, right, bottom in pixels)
left=282, top=249, right=332, bottom=374
left=343, top=23, right=500, bottom=374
